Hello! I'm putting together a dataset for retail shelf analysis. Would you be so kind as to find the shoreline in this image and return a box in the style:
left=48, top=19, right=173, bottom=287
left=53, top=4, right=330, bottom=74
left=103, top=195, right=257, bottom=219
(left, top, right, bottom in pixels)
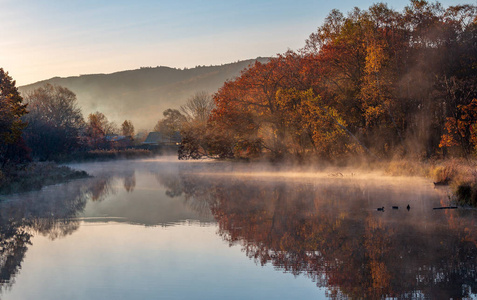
left=1, top=156, right=476, bottom=207
left=0, top=162, right=90, bottom=196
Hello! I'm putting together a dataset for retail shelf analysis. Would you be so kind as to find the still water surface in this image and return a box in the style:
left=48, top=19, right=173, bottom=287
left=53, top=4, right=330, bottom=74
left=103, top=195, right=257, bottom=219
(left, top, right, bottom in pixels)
left=0, top=158, right=476, bottom=299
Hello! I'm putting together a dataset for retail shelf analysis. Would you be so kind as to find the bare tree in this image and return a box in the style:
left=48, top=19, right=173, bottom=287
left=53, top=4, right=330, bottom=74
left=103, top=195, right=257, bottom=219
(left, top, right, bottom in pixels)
left=180, top=91, right=215, bottom=123
left=177, top=92, right=216, bottom=159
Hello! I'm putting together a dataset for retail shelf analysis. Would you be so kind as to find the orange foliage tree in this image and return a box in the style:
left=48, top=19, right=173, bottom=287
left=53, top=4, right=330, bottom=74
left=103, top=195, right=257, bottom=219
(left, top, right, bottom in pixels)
left=180, top=1, right=477, bottom=161
left=440, top=99, right=477, bottom=155
left=209, top=52, right=358, bottom=160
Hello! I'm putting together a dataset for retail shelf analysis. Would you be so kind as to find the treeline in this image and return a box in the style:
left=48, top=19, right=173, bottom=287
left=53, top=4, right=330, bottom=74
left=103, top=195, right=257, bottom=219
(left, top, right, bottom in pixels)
left=0, top=72, right=140, bottom=168
left=179, top=1, right=477, bottom=161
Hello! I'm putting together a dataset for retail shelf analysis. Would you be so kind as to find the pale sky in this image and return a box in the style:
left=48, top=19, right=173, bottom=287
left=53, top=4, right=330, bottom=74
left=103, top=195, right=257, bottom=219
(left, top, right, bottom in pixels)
left=0, top=0, right=469, bottom=86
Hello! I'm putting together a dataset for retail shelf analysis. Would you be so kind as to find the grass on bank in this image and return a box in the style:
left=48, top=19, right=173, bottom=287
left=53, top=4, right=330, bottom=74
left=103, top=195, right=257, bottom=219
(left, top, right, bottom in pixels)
left=383, top=158, right=477, bottom=207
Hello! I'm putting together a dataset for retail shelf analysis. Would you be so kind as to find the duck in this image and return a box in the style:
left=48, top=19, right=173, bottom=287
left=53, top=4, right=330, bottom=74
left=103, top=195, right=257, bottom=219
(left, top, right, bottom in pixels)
left=377, top=207, right=384, bottom=211
left=406, top=204, right=410, bottom=210
left=392, top=206, right=399, bottom=209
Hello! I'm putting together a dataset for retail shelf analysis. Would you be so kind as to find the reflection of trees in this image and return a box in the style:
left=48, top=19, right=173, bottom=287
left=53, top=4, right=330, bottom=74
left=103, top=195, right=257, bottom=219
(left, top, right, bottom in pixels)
left=154, top=170, right=214, bottom=218
left=0, top=167, right=158, bottom=293
left=87, top=171, right=139, bottom=201
left=123, top=171, right=136, bottom=193
left=154, top=171, right=184, bottom=198
left=0, top=220, right=30, bottom=292
left=89, top=177, right=114, bottom=201
left=0, top=173, right=125, bottom=294
left=0, top=181, right=89, bottom=293
left=159, top=174, right=477, bottom=299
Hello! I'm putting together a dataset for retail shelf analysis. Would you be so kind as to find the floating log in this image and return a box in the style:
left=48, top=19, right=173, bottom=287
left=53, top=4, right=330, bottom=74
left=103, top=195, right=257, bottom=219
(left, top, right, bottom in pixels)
left=433, top=206, right=458, bottom=210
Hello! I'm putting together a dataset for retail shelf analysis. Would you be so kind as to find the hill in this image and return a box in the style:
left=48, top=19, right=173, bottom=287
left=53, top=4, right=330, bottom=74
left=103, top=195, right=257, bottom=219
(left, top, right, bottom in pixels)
left=19, top=58, right=269, bottom=131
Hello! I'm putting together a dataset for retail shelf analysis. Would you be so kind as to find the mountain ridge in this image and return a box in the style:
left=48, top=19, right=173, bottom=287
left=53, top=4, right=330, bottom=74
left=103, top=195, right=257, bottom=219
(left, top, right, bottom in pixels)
left=19, top=57, right=270, bottom=131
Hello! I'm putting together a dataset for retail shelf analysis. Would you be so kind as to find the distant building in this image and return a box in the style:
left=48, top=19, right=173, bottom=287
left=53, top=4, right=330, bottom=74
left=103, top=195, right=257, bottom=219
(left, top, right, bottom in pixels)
left=142, top=131, right=181, bottom=146
left=105, top=135, right=127, bottom=142
left=105, top=134, right=134, bottom=148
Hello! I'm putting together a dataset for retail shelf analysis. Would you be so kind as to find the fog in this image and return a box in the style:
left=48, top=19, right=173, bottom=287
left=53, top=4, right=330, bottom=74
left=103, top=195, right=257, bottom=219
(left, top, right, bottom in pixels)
left=1, top=157, right=476, bottom=299
left=18, top=59, right=268, bottom=131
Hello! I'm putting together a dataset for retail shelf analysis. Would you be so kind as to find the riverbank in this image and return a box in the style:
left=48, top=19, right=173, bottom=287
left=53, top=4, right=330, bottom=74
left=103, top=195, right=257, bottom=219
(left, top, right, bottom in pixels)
left=0, top=149, right=160, bottom=197
left=1, top=155, right=476, bottom=207
left=60, top=149, right=154, bottom=162
left=0, top=162, right=89, bottom=196
left=381, top=159, right=477, bottom=207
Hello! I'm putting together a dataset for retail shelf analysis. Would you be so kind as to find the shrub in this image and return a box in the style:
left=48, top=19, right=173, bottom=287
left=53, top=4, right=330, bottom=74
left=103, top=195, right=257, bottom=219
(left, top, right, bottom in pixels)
left=455, top=183, right=477, bottom=206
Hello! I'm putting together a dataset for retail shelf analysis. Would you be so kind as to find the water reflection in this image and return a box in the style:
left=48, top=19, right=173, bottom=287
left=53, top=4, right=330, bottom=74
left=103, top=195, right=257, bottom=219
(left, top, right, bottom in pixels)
left=0, top=161, right=218, bottom=296
left=156, top=172, right=477, bottom=299
left=0, top=213, right=30, bottom=293
left=123, top=170, right=136, bottom=193
left=0, top=171, right=140, bottom=294
left=1, top=160, right=476, bottom=299
left=0, top=179, right=89, bottom=293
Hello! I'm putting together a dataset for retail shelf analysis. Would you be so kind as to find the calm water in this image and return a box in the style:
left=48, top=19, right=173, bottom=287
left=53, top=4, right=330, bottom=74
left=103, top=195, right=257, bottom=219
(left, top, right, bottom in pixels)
left=0, top=158, right=476, bottom=299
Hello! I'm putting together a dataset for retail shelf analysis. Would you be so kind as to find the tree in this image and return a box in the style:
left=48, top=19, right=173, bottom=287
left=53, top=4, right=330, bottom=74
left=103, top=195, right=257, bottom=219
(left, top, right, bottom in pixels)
left=0, top=68, right=28, bottom=166
left=210, top=53, right=307, bottom=159
left=178, top=92, right=221, bottom=159
left=23, top=84, right=85, bottom=160
left=121, top=120, right=134, bottom=137
left=440, top=99, right=477, bottom=156
left=86, top=111, right=116, bottom=149
left=180, top=2, right=477, bottom=160
left=180, top=91, right=215, bottom=123
left=154, top=109, right=186, bottom=144
left=302, top=1, right=477, bottom=158
left=209, top=52, right=364, bottom=160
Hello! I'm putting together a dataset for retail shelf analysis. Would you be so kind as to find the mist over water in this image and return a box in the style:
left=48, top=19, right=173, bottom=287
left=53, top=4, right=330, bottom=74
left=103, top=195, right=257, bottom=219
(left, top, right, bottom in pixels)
left=0, top=157, right=476, bottom=299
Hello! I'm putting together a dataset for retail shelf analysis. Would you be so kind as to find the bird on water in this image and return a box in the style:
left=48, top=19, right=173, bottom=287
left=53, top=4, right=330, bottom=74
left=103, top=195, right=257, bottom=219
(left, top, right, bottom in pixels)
left=407, top=204, right=410, bottom=210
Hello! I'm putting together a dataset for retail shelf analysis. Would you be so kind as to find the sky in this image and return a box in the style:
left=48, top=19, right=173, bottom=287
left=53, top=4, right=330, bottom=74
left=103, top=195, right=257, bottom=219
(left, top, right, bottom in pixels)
left=0, top=0, right=470, bottom=86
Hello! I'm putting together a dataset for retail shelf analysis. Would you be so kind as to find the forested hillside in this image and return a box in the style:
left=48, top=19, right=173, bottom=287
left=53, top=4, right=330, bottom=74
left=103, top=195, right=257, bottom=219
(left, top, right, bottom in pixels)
left=19, top=58, right=269, bottom=130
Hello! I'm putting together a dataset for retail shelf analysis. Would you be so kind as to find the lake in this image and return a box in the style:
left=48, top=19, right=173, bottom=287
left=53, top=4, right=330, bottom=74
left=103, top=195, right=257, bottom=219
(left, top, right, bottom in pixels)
left=0, top=158, right=476, bottom=299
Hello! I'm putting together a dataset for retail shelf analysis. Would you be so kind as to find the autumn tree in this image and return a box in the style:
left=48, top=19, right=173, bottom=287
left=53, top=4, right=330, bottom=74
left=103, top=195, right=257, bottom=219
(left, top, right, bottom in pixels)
left=0, top=69, right=28, bottom=166
left=23, top=84, right=85, bottom=160
left=86, top=111, right=117, bottom=149
left=182, top=2, right=477, bottom=160
left=121, top=120, right=134, bottom=137
left=303, top=1, right=477, bottom=158
left=440, top=99, right=477, bottom=156
left=208, top=52, right=362, bottom=160
left=210, top=54, right=301, bottom=159
left=274, top=88, right=354, bottom=159
left=302, top=4, right=410, bottom=156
